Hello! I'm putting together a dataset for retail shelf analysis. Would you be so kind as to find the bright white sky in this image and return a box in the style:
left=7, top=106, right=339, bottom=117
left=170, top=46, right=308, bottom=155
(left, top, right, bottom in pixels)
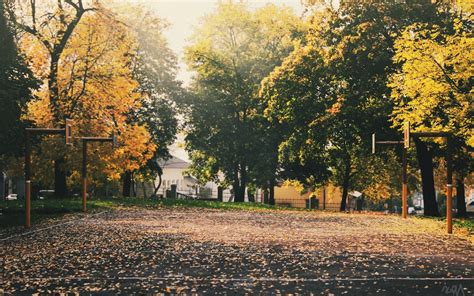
left=134, top=0, right=305, bottom=85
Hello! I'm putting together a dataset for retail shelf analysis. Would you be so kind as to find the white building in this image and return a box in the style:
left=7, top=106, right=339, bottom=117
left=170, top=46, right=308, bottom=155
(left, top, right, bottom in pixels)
left=157, top=156, right=199, bottom=197
left=155, top=156, right=234, bottom=200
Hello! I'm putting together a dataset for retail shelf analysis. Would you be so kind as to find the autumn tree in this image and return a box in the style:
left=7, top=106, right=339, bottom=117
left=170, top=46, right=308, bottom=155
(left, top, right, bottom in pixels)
left=21, top=8, right=155, bottom=193
left=389, top=13, right=473, bottom=216
left=0, top=0, right=38, bottom=171
left=7, top=0, right=99, bottom=196
left=183, top=2, right=303, bottom=202
left=261, top=0, right=445, bottom=211
left=114, top=5, right=181, bottom=197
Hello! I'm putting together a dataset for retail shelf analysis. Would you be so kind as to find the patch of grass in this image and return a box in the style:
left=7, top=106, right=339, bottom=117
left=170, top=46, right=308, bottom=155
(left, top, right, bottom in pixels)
left=0, top=198, right=104, bottom=228
left=454, top=218, right=474, bottom=234
left=0, top=197, right=305, bottom=228
left=414, top=214, right=474, bottom=237
left=150, top=198, right=278, bottom=211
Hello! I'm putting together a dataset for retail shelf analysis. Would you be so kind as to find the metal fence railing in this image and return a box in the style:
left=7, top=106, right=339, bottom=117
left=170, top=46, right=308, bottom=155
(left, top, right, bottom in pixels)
left=169, top=192, right=355, bottom=211
left=144, top=184, right=370, bottom=212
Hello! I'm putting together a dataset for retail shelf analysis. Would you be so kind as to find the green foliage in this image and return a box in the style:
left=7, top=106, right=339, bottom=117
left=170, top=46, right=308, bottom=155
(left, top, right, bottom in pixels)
left=260, top=43, right=331, bottom=186
left=183, top=2, right=304, bottom=201
left=0, top=1, right=38, bottom=167
left=261, top=0, right=445, bottom=207
left=116, top=5, right=182, bottom=183
left=389, top=9, right=473, bottom=185
left=390, top=17, right=473, bottom=149
left=0, top=196, right=302, bottom=228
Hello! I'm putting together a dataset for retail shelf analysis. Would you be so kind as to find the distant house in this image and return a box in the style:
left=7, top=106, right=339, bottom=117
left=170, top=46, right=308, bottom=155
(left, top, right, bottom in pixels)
left=123, top=154, right=239, bottom=201
left=156, top=156, right=199, bottom=197
left=0, top=172, right=25, bottom=200
left=412, top=191, right=424, bottom=209
left=152, top=156, right=232, bottom=200
left=274, top=184, right=311, bottom=208
left=274, top=183, right=344, bottom=210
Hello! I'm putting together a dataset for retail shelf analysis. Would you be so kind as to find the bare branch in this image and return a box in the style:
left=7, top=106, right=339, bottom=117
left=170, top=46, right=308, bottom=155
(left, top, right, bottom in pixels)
left=57, top=0, right=67, bottom=26
left=429, top=54, right=463, bottom=93
left=64, top=0, right=79, bottom=11
left=30, top=0, right=36, bottom=31
left=53, top=1, right=97, bottom=60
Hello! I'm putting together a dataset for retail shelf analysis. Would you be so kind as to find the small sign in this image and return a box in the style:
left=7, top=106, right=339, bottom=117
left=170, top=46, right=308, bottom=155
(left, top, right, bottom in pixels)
left=372, top=133, right=376, bottom=154
left=65, top=119, right=73, bottom=145
left=404, top=122, right=410, bottom=149
left=112, top=132, right=117, bottom=149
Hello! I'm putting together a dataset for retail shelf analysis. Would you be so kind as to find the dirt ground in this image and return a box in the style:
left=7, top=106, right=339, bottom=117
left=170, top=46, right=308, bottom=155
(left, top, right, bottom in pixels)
left=0, top=208, right=473, bottom=295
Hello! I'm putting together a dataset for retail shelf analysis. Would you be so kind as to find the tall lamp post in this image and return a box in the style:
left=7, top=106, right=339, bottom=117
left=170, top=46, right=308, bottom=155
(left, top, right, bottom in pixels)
left=24, top=119, right=73, bottom=228
left=81, top=134, right=117, bottom=212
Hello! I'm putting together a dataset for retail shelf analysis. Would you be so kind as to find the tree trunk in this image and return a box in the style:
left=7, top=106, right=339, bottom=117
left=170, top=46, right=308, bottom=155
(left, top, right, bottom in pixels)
left=238, top=186, right=246, bottom=202
left=234, top=182, right=245, bottom=202
left=49, top=54, right=61, bottom=118
left=50, top=52, right=70, bottom=199
left=217, top=186, right=223, bottom=202
left=340, top=159, right=351, bottom=212
left=269, top=179, right=275, bottom=205
left=131, top=172, right=136, bottom=197
left=456, top=178, right=467, bottom=218
left=414, top=138, right=439, bottom=217
left=233, top=182, right=247, bottom=202
left=234, top=163, right=247, bottom=202
left=152, top=173, right=162, bottom=197
left=122, top=171, right=132, bottom=197
left=248, top=190, right=255, bottom=202
left=142, top=181, right=147, bottom=198
left=263, top=189, right=269, bottom=204
left=54, top=158, right=68, bottom=197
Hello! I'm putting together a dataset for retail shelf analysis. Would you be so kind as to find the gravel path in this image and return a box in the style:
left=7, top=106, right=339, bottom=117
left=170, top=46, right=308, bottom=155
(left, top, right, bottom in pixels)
left=1, top=208, right=473, bottom=295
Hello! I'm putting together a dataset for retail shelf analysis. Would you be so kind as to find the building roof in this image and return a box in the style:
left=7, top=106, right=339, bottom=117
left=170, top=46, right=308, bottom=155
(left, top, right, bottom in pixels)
left=349, top=191, right=362, bottom=198
left=157, top=156, right=190, bottom=169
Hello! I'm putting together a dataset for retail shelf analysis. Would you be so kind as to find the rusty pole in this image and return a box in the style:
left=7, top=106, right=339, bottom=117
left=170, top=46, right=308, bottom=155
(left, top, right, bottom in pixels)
left=25, top=130, right=31, bottom=228
left=372, top=134, right=407, bottom=218
left=81, top=136, right=115, bottom=212
left=411, top=130, right=453, bottom=234
left=446, top=136, right=453, bottom=234
left=82, top=139, right=88, bottom=213
left=22, top=123, right=72, bottom=228
left=402, top=147, right=408, bottom=219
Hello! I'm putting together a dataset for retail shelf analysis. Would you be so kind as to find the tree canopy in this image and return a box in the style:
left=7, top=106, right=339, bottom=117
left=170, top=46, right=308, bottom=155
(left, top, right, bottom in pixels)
left=6, top=1, right=181, bottom=195
left=1, top=0, right=472, bottom=213
left=261, top=0, right=446, bottom=210
left=0, top=0, right=38, bottom=169
left=183, top=2, right=304, bottom=202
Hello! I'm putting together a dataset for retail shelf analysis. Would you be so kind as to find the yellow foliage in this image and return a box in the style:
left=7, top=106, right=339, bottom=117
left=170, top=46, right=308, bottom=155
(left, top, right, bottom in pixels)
left=19, top=10, right=155, bottom=186
left=389, top=21, right=473, bottom=147
left=282, top=179, right=306, bottom=193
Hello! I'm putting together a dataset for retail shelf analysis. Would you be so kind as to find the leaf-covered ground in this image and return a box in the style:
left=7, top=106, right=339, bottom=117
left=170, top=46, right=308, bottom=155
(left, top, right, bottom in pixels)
left=0, top=208, right=473, bottom=295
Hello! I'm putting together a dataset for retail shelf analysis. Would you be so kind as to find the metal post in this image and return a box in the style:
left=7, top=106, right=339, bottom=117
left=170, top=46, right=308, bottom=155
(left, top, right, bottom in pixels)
left=402, top=147, right=408, bottom=219
left=323, top=186, right=326, bottom=210
left=22, top=124, right=73, bottom=227
left=80, top=136, right=115, bottom=211
left=446, top=136, right=453, bottom=234
left=25, top=130, right=31, bottom=228
left=82, top=140, right=87, bottom=213
left=25, top=180, right=31, bottom=228
left=372, top=135, right=406, bottom=218
left=411, top=130, right=453, bottom=234
left=217, top=186, right=223, bottom=202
